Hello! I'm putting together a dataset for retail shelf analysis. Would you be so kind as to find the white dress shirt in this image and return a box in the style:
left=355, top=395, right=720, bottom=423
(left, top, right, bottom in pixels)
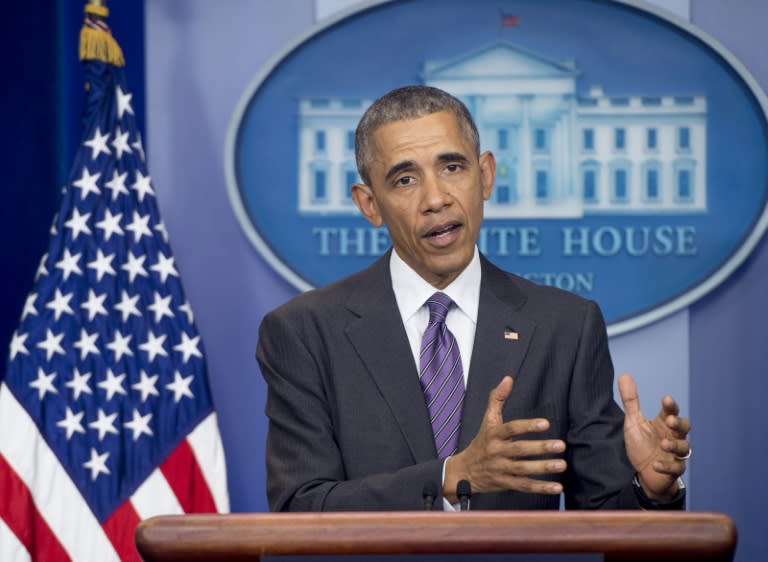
left=390, top=247, right=481, bottom=382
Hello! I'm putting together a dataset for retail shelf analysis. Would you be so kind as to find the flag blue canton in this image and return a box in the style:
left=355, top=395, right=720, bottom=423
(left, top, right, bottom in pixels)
left=3, top=59, right=214, bottom=523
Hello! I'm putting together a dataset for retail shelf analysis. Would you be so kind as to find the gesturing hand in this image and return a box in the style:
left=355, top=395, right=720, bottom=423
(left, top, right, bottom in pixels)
left=618, top=373, right=691, bottom=501
left=444, top=376, right=566, bottom=503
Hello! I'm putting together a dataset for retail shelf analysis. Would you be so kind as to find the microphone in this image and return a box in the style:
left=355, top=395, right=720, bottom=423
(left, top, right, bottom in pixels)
left=457, top=479, right=472, bottom=511
left=422, top=481, right=438, bottom=510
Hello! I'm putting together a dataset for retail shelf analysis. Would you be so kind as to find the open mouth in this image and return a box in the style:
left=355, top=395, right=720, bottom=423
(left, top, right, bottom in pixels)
left=425, top=222, right=462, bottom=240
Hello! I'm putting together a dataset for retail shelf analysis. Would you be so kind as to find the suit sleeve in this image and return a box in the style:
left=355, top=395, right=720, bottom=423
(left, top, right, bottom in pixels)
left=257, top=308, right=444, bottom=512
left=563, top=300, right=641, bottom=509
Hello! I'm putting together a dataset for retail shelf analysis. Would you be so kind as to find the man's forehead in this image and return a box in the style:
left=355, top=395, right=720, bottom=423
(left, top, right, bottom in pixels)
left=371, top=110, right=457, bottom=135
left=369, top=111, right=469, bottom=159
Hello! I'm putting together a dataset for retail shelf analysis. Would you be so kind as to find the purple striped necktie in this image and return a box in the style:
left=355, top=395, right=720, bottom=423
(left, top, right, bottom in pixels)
left=419, top=292, right=465, bottom=459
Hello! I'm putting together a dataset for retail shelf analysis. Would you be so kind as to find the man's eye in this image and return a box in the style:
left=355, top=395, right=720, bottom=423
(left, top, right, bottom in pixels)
left=396, top=176, right=414, bottom=186
left=446, top=163, right=462, bottom=172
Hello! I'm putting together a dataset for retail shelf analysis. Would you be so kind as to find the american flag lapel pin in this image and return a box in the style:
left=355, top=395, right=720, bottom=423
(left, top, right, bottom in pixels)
left=504, top=327, right=519, bottom=341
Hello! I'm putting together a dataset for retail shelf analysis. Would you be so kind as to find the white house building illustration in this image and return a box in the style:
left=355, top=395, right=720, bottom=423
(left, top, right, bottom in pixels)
left=297, top=42, right=707, bottom=217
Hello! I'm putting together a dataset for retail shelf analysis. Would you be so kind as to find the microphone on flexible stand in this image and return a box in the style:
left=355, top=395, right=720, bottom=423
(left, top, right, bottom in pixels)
left=457, top=479, right=472, bottom=511
left=421, top=481, right=438, bottom=510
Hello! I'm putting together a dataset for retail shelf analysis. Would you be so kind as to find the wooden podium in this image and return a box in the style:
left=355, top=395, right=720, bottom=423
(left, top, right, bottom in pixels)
left=135, top=511, right=736, bottom=561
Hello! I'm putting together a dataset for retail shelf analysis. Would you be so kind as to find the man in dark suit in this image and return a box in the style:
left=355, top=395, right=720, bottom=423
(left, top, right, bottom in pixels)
left=257, top=85, right=690, bottom=512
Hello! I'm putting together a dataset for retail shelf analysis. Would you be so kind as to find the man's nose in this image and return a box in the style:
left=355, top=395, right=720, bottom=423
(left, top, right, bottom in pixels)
left=421, top=174, right=451, bottom=213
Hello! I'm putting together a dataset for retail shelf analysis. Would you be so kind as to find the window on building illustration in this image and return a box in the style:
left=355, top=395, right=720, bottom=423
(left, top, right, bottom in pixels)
left=535, top=170, right=549, bottom=200
left=677, top=169, right=692, bottom=201
left=678, top=127, right=691, bottom=150
left=583, top=169, right=596, bottom=202
left=534, top=128, right=548, bottom=151
left=496, top=184, right=510, bottom=204
left=646, top=168, right=659, bottom=200
left=345, top=170, right=358, bottom=201
left=497, top=161, right=518, bottom=203
left=614, top=128, right=626, bottom=150
left=647, top=128, right=657, bottom=150
left=310, top=99, right=330, bottom=108
left=346, top=131, right=355, bottom=152
left=314, top=169, right=327, bottom=201
left=583, top=129, right=594, bottom=151
left=498, top=129, right=508, bottom=150
left=315, top=130, right=326, bottom=152
left=613, top=169, right=628, bottom=202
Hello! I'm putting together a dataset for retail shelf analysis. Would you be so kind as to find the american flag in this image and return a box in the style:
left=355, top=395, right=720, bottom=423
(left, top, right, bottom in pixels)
left=0, top=12, right=228, bottom=561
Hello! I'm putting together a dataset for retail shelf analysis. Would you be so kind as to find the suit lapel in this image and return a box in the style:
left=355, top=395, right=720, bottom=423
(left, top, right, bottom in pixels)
left=459, top=257, right=537, bottom=449
left=344, top=254, right=437, bottom=463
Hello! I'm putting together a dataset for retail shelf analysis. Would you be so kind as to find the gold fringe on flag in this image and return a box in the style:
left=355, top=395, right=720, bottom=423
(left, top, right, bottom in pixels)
left=79, top=3, right=125, bottom=67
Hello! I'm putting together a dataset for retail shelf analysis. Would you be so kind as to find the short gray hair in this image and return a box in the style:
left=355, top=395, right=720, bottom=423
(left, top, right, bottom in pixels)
left=354, top=85, right=480, bottom=186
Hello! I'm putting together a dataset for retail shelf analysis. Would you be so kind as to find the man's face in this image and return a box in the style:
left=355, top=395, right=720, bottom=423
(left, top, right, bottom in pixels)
left=352, top=111, right=496, bottom=289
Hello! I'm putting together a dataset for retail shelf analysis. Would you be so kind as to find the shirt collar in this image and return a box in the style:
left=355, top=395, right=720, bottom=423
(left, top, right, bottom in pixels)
left=390, top=247, right=481, bottom=324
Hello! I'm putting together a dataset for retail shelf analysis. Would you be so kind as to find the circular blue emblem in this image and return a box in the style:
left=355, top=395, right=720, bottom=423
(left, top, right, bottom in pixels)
left=226, top=0, right=768, bottom=335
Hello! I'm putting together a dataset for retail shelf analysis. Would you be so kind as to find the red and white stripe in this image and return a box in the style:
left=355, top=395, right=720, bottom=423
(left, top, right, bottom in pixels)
left=0, top=383, right=228, bottom=562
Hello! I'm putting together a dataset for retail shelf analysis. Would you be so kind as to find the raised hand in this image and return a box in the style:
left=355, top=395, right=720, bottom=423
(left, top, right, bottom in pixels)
left=444, top=376, right=567, bottom=502
left=618, top=373, right=691, bottom=501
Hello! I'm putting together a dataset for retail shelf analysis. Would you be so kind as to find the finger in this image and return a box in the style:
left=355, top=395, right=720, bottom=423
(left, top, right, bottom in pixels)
left=661, top=439, right=691, bottom=458
left=503, top=439, right=566, bottom=458
left=652, top=459, right=687, bottom=477
left=661, top=395, right=680, bottom=416
left=503, top=475, right=563, bottom=495
left=618, top=373, right=642, bottom=418
left=499, top=417, right=551, bottom=439
left=665, top=415, right=691, bottom=437
left=502, top=458, right=568, bottom=476
left=485, top=376, right=514, bottom=425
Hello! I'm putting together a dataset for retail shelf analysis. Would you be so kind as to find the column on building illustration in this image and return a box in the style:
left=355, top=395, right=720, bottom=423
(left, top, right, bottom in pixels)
left=564, top=92, right=578, bottom=201
left=518, top=94, right=533, bottom=211
left=490, top=116, right=518, bottom=205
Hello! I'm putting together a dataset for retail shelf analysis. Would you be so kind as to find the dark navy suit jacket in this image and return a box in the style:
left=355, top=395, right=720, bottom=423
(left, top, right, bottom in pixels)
left=257, top=252, right=641, bottom=511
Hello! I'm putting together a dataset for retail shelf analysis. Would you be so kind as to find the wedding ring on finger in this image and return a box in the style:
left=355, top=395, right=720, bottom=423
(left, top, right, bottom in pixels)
left=674, top=447, right=692, bottom=461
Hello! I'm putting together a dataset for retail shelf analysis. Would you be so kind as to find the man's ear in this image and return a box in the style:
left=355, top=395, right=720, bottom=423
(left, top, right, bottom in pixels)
left=351, top=183, right=383, bottom=227
left=479, top=150, right=497, bottom=201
